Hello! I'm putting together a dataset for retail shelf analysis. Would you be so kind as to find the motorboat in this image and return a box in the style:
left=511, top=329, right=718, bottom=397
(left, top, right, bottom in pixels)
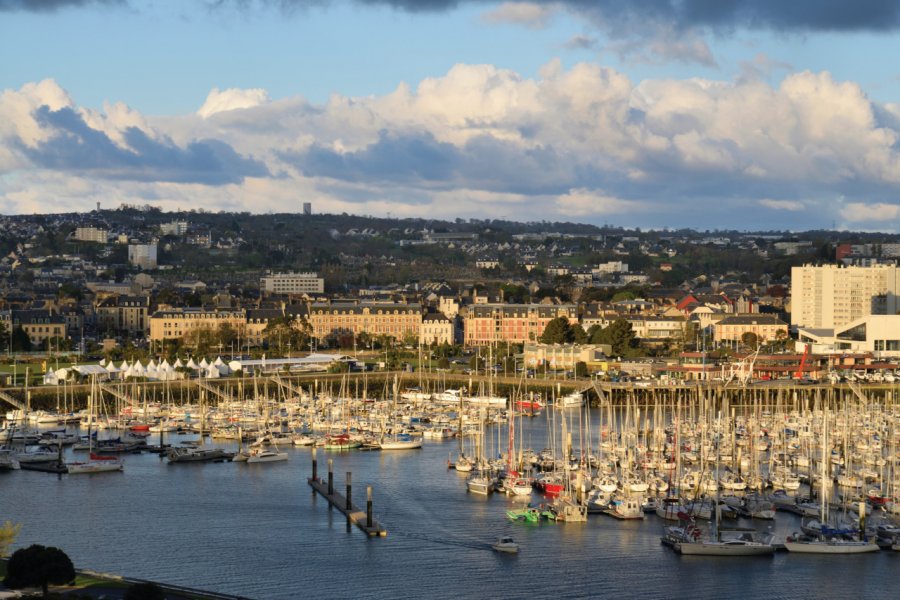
left=491, top=537, right=519, bottom=553
left=0, top=447, right=21, bottom=471
left=167, top=447, right=234, bottom=463
left=246, top=448, right=289, bottom=463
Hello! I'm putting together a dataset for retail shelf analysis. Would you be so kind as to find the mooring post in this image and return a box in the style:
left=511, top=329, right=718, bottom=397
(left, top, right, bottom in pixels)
left=346, top=472, right=352, bottom=510
left=367, top=486, right=373, bottom=528
left=312, top=447, right=318, bottom=481
left=327, top=459, right=334, bottom=496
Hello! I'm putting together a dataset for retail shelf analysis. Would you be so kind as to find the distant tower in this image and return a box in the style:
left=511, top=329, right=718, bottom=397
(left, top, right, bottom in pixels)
left=303, top=202, right=312, bottom=216
left=96, top=201, right=101, bottom=212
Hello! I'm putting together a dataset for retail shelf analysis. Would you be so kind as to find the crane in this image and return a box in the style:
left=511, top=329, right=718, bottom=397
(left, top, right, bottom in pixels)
left=794, top=343, right=810, bottom=380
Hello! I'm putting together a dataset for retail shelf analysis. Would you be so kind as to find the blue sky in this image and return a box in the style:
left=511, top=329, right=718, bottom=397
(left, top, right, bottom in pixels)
left=3, top=0, right=900, bottom=230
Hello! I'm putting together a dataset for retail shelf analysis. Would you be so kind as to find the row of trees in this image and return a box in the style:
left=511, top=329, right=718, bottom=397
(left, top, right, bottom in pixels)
left=538, top=317, right=639, bottom=357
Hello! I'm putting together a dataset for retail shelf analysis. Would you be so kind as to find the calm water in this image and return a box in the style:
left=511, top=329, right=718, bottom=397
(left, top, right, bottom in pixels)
left=2, top=413, right=897, bottom=600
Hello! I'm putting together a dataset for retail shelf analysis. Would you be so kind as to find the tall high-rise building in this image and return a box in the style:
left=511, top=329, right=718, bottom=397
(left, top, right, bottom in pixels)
left=303, top=202, right=312, bottom=215
left=791, top=264, right=900, bottom=329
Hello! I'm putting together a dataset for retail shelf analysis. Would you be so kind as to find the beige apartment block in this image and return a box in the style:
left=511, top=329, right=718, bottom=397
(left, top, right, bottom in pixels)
left=791, top=264, right=900, bottom=329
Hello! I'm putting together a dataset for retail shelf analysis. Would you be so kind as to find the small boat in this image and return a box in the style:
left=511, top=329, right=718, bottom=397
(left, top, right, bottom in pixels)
left=67, top=453, right=123, bottom=474
left=0, top=447, right=21, bottom=471
left=491, top=536, right=519, bottom=554
left=379, top=436, right=423, bottom=450
left=466, top=473, right=493, bottom=496
left=167, top=447, right=234, bottom=463
left=246, top=448, right=289, bottom=463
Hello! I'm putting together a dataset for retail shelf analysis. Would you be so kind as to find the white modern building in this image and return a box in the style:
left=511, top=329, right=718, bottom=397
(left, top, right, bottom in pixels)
left=798, top=315, right=900, bottom=358
left=260, top=272, right=324, bottom=295
left=790, top=264, right=900, bottom=329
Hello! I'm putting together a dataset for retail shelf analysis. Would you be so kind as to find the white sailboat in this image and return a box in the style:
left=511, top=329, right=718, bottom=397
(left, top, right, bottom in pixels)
left=67, top=377, right=124, bottom=475
left=785, top=409, right=878, bottom=554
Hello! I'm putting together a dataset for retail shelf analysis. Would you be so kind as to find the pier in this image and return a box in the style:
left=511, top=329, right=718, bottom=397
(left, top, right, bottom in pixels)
left=307, top=449, right=387, bottom=537
left=5, top=370, right=900, bottom=415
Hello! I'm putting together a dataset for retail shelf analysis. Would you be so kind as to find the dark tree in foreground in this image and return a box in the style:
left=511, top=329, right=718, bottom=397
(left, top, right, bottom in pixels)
left=124, top=581, right=166, bottom=600
left=3, top=544, right=75, bottom=597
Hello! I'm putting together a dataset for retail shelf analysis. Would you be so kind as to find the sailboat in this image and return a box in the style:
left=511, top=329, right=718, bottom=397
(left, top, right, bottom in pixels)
left=785, top=409, right=878, bottom=554
left=671, top=414, right=774, bottom=556
left=68, top=376, right=124, bottom=475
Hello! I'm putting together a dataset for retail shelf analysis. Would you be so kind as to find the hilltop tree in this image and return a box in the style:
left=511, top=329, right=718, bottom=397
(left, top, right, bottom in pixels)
left=4, top=544, right=75, bottom=597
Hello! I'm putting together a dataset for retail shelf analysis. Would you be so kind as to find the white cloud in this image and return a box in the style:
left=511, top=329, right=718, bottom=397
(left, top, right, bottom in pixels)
left=555, top=188, right=645, bottom=217
left=758, top=199, right=804, bottom=211
left=840, top=202, right=900, bottom=222
left=5, top=64, right=900, bottom=228
left=481, top=2, right=557, bottom=30
left=197, top=87, right=269, bottom=118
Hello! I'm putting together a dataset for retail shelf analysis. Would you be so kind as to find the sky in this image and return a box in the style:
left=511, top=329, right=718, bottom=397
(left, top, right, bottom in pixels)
left=3, top=1, right=900, bottom=231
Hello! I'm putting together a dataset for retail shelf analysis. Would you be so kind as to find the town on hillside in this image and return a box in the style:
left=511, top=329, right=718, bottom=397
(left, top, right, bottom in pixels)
left=1, top=205, right=899, bottom=385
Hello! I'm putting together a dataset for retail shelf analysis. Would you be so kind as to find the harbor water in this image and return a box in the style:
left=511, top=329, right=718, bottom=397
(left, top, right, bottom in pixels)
left=1, top=412, right=896, bottom=600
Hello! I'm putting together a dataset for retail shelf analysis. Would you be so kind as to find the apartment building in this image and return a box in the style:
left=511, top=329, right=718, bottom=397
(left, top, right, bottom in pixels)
left=307, top=302, right=422, bottom=342
left=791, top=264, right=900, bottom=329
left=128, top=243, right=158, bottom=269
left=96, top=295, right=150, bottom=336
left=462, top=303, right=578, bottom=345
left=149, top=308, right=246, bottom=343
left=714, top=314, right=788, bottom=343
left=260, top=272, right=325, bottom=295
left=73, top=226, right=108, bottom=243
left=420, top=312, right=454, bottom=345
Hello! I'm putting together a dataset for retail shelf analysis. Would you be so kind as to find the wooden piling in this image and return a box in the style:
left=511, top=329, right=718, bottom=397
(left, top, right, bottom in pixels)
left=307, top=462, right=387, bottom=537
left=346, top=472, right=352, bottom=511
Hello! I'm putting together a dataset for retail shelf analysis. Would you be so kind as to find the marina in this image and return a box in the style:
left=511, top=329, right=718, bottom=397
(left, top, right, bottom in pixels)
left=1, top=374, right=899, bottom=598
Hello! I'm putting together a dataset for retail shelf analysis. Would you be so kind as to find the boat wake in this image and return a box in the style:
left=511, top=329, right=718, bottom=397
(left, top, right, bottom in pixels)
left=392, top=530, right=494, bottom=552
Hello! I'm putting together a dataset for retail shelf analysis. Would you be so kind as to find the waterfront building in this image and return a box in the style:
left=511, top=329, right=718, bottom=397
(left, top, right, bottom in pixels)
left=149, top=308, right=246, bottom=344
left=624, top=315, right=687, bottom=342
left=713, top=314, right=787, bottom=344
left=1, top=309, right=66, bottom=347
left=420, top=312, right=454, bottom=345
left=462, top=303, right=577, bottom=345
left=95, top=295, right=150, bottom=336
left=307, top=302, right=422, bottom=343
left=791, top=264, right=900, bottom=329
left=260, top=272, right=325, bottom=295
left=523, top=343, right=611, bottom=370
left=798, top=314, right=900, bottom=358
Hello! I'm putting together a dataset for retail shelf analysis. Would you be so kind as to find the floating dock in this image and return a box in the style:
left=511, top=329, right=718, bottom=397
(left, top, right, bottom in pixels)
left=307, top=449, right=387, bottom=537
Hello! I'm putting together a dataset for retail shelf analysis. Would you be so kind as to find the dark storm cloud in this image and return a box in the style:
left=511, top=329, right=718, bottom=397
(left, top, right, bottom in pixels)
left=0, top=0, right=122, bottom=11
left=9, top=0, right=900, bottom=33
left=283, top=130, right=590, bottom=195
left=262, top=1, right=900, bottom=32
left=22, top=106, right=268, bottom=185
